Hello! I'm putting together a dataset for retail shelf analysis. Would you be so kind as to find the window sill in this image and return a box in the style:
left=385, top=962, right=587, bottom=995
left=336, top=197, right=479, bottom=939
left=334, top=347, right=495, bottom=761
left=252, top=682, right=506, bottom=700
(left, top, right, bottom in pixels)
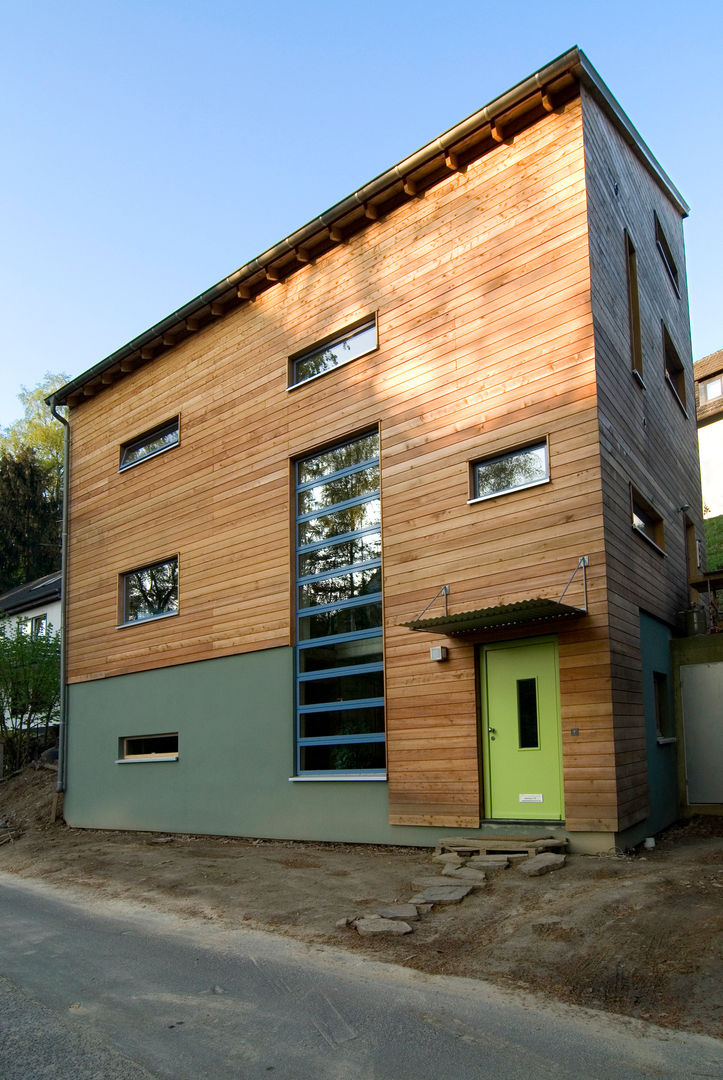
left=116, top=610, right=179, bottom=629
left=116, top=755, right=179, bottom=763
left=288, top=773, right=387, bottom=782
left=632, top=369, right=646, bottom=389
left=467, top=476, right=550, bottom=505
left=632, top=527, right=665, bottom=557
left=664, top=374, right=688, bottom=417
left=119, top=442, right=178, bottom=472
left=286, top=347, right=377, bottom=392
left=656, top=737, right=677, bottom=746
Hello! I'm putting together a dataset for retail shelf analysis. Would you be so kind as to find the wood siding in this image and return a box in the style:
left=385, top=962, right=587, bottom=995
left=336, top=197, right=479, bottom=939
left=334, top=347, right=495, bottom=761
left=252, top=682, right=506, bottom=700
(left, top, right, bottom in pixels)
left=582, top=87, right=703, bottom=830
left=66, top=96, right=618, bottom=830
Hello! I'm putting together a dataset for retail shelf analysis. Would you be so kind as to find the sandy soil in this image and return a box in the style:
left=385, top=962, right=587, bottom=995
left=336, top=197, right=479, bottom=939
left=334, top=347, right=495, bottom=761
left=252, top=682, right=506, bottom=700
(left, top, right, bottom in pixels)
left=1, top=768, right=721, bottom=1038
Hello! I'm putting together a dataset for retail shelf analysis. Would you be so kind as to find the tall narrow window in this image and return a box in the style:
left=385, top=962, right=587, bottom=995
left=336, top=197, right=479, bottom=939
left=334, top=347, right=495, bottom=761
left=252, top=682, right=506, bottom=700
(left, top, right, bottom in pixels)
left=625, top=231, right=643, bottom=381
left=295, top=431, right=385, bottom=775
left=663, top=326, right=687, bottom=412
left=654, top=213, right=680, bottom=297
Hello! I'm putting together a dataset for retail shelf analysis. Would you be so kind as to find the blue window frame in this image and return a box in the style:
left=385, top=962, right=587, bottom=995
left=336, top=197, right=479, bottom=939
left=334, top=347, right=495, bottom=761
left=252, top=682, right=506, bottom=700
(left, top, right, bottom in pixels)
left=295, top=431, right=385, bottom=775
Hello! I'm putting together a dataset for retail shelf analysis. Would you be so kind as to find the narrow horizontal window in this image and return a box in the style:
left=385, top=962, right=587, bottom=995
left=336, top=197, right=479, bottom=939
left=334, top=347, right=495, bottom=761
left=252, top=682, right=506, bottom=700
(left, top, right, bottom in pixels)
left=654, top=213, right=680, bottom=296
left=289, top=318, right=377, bottom=387
left=120, top=417, right=179, bottom=471
left=470, top=441, right=549, bottom=502
left=662, top=326, right=687, bottom=412
left=121, top=556, right=179, bottom=624
left=631, top=486, right=665, bottom=552
left=119, top=733, right=178, bottom=761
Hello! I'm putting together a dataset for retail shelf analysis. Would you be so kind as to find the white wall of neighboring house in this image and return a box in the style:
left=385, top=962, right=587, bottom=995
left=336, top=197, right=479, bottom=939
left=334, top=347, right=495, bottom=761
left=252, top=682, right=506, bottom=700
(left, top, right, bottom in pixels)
left=11, top=598, right=62, bottom=636
left=698, top=418, right=723, bottom=517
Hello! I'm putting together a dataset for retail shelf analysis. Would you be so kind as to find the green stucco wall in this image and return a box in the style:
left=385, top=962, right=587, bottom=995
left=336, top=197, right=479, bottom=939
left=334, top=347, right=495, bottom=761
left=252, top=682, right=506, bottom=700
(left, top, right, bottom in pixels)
left=63, top=648, right=485, bottom=847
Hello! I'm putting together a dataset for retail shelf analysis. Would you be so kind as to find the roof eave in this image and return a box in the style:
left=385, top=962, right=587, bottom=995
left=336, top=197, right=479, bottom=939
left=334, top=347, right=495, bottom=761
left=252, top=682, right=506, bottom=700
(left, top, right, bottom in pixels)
left=48, top=46, right=688, bottom=410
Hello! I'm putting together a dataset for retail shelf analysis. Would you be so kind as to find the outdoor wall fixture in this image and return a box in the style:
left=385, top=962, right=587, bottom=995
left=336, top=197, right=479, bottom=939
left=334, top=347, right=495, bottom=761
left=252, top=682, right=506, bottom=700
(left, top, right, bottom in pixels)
left=430, top=645, right=448, bottom=662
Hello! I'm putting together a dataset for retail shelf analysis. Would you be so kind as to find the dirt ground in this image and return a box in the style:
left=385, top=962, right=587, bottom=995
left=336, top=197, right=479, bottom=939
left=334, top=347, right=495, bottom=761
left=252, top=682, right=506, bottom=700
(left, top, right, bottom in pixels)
left=0, top=768, right=720, bottom=1039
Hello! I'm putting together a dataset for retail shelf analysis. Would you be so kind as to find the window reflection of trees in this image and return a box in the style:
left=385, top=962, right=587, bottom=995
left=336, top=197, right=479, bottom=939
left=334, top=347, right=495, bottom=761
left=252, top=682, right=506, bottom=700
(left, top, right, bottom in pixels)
left=474, top=444, right=547, bottom=499
left=124, top=558, right=178, bottom=621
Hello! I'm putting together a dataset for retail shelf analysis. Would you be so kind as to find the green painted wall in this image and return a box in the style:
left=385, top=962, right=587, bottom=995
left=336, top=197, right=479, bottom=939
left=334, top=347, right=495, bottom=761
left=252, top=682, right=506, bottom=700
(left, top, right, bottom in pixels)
left=64, top=648, right=501, bottom=847
left=639, top=612, right=679, bottom=834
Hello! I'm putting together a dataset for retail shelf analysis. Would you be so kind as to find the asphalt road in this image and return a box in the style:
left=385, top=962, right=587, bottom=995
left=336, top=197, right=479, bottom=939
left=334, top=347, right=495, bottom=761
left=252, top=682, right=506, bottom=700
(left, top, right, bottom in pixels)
left=0, top=872, right=720, bottom=1079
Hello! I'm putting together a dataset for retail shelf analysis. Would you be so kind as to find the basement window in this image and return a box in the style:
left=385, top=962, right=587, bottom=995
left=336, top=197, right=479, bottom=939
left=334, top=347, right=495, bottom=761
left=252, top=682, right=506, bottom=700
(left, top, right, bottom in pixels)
left=631, top=487, right=665, bottom=553
left=663, top=326, right=687, bottom=413
left=469, top=441, right=549, bottom=503
left=118, top=733, right=178, bottom=761
left=120, top=417, right=179, bottom=471
left=289, top=316, right=377, bottom=388
left=654, top=213, right=680, bottom=297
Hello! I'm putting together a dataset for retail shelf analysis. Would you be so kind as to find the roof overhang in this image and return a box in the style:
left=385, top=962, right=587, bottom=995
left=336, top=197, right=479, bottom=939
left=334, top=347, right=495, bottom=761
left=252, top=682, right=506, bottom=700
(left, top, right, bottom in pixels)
left=48, top=46, right=689, bottom=412
left=404, top=598, right=587, bottom=636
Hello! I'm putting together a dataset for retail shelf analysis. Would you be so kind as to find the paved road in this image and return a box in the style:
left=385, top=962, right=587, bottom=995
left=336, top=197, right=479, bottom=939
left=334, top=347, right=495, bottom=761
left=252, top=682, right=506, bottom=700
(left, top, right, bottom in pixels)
left=0, top=872, right=720, bottom=1079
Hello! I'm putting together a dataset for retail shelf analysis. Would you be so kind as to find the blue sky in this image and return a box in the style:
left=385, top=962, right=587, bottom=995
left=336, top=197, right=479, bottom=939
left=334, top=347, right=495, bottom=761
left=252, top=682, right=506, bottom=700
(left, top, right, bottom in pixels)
left=1, top=0, right=721, bottom=428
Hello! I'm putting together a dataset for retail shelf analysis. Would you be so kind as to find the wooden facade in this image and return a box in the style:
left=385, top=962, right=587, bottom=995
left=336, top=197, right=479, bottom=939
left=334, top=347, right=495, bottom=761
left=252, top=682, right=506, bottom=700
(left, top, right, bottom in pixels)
left=53, top=50, right=702, bottom=845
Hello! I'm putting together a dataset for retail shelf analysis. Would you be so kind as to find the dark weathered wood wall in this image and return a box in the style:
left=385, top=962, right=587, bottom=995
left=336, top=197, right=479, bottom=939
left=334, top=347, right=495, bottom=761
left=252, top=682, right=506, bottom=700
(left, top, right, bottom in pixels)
left=582, top=87, right=702, bottom=831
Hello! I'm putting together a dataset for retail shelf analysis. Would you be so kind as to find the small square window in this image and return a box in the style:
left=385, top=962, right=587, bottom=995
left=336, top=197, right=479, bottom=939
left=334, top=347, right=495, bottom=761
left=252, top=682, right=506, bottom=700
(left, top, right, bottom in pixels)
left=663, top=327, right=687, bottom=412
left=470, top=441, right=549, bottom=502
left=289, top=317, right=377, bottom=388
left=631, top=487, right=665, bottom=552
left=654, top=213, right=680, bottom=297
left=700, top=375, right=722, bottom=403
left=120, top=418, right=179, bottom=471
left=120, top=556, right=179, bottom=624
left=119, top=733, right=178, bottom=760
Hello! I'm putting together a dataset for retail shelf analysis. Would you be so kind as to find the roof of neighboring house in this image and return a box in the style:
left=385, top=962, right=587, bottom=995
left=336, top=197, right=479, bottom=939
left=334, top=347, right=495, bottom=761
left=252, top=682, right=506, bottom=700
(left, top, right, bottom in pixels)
left=48, top=46, right=689, bottom=413
left=0, top=571, right=62, bottom=617
left=694, top=348, right=723, bottom=427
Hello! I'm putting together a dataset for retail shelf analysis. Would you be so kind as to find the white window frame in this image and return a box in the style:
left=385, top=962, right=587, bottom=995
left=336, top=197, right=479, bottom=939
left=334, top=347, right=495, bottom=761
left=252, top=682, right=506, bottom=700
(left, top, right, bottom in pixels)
left=468, top=440, right=550, bottom=504
left=119, top=417, right=179, bottom=472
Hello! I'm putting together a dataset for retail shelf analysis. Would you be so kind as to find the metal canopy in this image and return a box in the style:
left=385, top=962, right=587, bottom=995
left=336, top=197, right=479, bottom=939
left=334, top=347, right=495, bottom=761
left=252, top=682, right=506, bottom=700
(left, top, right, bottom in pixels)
left=404, top=598, right=587, bottom=636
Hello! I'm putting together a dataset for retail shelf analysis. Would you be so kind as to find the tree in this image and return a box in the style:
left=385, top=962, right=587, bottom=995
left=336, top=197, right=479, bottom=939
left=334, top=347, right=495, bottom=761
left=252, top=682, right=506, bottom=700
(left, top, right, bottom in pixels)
left=0, top=372, right=69, bottom=503
left=0, top=619, right=60, bottom=774
left=0, top=446, right=62, bottom=592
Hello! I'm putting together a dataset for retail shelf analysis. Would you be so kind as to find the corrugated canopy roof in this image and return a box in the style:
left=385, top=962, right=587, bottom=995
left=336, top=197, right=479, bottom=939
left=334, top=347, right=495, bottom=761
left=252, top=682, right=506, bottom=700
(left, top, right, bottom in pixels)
left=404, top=598, right=586, bottom=635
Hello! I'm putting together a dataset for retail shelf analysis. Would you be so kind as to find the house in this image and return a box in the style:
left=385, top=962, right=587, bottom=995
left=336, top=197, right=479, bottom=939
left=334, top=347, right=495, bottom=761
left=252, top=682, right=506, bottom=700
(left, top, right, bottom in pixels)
left=48, top=48, right=705, bottom=853
left=0, top=571, right=62, bottom=637
left=694, top=348, right=723, bottom=570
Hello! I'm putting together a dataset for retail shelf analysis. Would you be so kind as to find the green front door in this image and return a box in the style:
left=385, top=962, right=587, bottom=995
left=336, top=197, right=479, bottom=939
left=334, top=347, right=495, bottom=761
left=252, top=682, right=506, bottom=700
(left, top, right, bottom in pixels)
left=482, top=639, right=563, bottom=820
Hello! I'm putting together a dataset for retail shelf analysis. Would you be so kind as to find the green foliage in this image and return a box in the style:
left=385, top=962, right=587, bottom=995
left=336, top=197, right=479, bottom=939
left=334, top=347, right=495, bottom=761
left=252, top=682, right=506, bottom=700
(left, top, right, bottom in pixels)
left=704, top=514, right=723, bottom=571
left=0, top=446, right=62, bottom=592
left=0, top=620, right=60, bottom=774
left=0, top=372, right=68, bottom=502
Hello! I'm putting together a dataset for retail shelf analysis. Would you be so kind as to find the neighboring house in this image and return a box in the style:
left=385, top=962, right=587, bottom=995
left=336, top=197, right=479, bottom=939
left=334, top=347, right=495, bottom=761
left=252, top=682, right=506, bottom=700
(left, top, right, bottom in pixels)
left=49, top=48, right=705, bottom=853
left=694, top=349, right=723, bottom=569
left=0, top=571, right=62, bottom=637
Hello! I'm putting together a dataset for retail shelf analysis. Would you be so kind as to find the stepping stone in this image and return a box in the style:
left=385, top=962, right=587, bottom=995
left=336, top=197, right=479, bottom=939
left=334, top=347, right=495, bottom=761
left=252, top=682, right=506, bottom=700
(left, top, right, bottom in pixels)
left=412, top=875, right=479, bottom=889
left=467, top=855, right=510, bottom=870
left=355, top=917, right=413, bottom=936
left=432, top=852, right=466, bottom=866
left=442, top=865, right=487, bottom=882
left=409, top=886, right=473, bottom=905
left=519, top=853, right=566, bottom=876
left=374, top=903, right=420, bottom=921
